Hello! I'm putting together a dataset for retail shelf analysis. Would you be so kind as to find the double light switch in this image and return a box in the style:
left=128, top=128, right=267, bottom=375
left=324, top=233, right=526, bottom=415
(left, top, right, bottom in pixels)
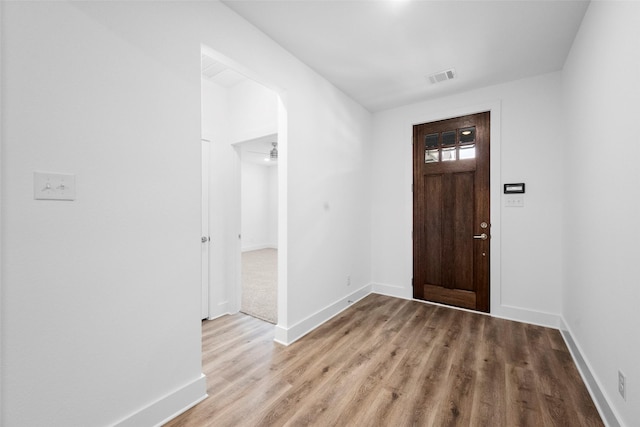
left=34, top=172, right=76, bottom=201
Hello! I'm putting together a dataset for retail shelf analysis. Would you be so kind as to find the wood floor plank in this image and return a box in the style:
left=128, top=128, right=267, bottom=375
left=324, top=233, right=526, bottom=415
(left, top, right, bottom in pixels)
left=284, top=301, right=421, bottom=426
left=355, top=304, right=445, bottom=426
left=552, top=346, right=604, bottom=427
left=165, top=294, right=603, bottom=427
left=431, top=311, right=480, bottom=426
left=469, top=316, right=507, bottom=426
left=379, top=307, right=461, bottom=426
left=505, top=364, right=542, bottom=426
left=247, top=298, right=410, bottom=426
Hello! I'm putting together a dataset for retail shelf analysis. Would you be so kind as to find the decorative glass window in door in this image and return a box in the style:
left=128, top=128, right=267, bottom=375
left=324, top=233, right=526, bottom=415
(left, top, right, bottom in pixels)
left=424, top=126, right=476, bottom=163
left=425, top=133, right=439, bottom=163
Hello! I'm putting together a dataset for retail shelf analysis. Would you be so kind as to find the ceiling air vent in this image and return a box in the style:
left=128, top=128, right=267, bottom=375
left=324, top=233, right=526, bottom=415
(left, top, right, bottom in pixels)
left=428, top=68, right=456, bottom=84
left=201, top=54, right=227, bottom=79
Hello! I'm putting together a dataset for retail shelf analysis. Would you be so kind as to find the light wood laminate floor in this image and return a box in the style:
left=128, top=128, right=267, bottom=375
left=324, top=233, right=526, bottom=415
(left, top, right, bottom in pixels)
left=165, top=294, right=603, bottom=426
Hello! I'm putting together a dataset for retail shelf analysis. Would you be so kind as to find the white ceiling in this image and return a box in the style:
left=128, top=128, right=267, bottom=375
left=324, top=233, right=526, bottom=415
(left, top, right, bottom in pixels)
left=201, top=54, right=248, bottom=87
left=222, top=0, right=589, bottom=112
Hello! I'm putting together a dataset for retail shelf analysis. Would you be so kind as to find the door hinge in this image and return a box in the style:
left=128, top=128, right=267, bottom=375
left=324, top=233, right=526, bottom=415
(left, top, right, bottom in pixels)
left=411, top=183, right=414, bottom=192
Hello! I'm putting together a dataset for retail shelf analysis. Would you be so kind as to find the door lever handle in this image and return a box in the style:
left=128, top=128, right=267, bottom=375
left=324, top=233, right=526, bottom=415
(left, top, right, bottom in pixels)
left=473, top=233, right=488, bottom=240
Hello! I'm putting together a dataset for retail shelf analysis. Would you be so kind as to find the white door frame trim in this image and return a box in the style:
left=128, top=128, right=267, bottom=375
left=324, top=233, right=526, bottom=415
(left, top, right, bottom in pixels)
left=406, top=100, right=503, bottom=316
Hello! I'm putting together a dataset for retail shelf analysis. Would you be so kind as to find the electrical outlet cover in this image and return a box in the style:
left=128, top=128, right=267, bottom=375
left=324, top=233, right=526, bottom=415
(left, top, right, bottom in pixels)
left=618, top=370, right=626, bottom=400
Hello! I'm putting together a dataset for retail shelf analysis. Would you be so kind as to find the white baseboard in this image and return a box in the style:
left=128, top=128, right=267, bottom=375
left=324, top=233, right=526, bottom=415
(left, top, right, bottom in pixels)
left=491, top=304, right=562, bottom=329
left=371, top=282, right=412, bottom=300
left=559, top=318, right=621, bottom=427
left=207, top=301, right=229, bottom=320
left=241, top=244, right=277, bottom=253
left=273, top=284, right=560, bottom=343
left=371, top=284, right=562, bottom=329
left=114, top=374, right=207, bottom=427
left=274, top=284, right=372, bottom=345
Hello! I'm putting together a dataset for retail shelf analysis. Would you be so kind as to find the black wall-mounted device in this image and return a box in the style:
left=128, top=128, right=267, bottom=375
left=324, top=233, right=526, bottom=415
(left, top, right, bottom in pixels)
left=504, top=183, right=525, bottom=194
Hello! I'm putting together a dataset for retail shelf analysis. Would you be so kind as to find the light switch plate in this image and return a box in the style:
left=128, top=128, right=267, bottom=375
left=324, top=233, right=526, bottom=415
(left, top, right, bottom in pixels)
left=504, top=194, right=524, bottom=207
left=34, top=172, right=76, bottom=200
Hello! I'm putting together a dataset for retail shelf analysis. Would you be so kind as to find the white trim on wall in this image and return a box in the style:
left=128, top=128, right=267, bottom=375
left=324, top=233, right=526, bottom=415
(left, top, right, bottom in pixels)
left=371, top=284, right=561, bottom=329
left=560, top=318, right=621, bottom=427
left=275, top=95, right=288, bottom=331
left=207, top=301, right=230, bottom=321
left=274, top=284, right=372, bottom=345
left=493, top=304, right=561, bottom=329
left=0, top=0, right=4, bottom=414
left=113, top=374, right=207, bottom=427
left=372, top=282, right=412, bottom=300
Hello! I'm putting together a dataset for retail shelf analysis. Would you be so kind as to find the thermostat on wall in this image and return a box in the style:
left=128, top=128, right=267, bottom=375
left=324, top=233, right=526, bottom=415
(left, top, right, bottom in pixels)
left=504, top=183, right=525, bottom=194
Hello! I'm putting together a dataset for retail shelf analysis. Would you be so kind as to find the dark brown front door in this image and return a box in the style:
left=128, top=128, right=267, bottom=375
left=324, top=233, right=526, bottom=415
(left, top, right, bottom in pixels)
left=413, top=112, right=490, bottom=312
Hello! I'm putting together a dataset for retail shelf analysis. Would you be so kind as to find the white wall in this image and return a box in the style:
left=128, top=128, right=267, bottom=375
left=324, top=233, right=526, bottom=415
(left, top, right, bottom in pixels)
left=202, top=79, right=228, bottom=143
left=228, top=79, right=279, bottom=143
left=241, top=161, right=278, bottom=251
left=562, top=2, right=640, bottom=425
left=1, top=1, right=372, bottom=425
left=371, top=72, right=565, bottom=325
left=1, top=3, right=204, bottom=425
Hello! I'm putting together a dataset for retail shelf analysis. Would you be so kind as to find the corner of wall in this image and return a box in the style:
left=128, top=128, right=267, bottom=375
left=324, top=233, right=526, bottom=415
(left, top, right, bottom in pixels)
left=491, top=304, right=562, bottom=330
left=274, top=284, right=372, bottom=345
left=371, top=282, right=412, bottom=300
left=559, top=317, right=622, bottom=427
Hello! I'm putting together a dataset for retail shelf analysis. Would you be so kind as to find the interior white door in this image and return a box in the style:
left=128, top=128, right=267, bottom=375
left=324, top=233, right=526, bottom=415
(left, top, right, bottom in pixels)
left=201, top=139, right=210, bottom=319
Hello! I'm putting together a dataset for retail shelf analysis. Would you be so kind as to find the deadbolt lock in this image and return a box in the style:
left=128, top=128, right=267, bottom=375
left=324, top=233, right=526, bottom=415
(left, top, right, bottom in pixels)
left=480, top=222, right=488, bottom=229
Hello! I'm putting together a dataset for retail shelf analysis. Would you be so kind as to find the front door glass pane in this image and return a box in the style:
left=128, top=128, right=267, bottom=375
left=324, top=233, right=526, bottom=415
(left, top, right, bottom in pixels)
left=442, top=131, right=456, bottom=146
left=425, top=149, right=439, bottom=163
left=425, top=133, right=439, bottom=148
left=459, top=144, right=476, bottom=159
left=459, top=127, right=476, bottom=143
left=442, top=147, right=456, bottom=161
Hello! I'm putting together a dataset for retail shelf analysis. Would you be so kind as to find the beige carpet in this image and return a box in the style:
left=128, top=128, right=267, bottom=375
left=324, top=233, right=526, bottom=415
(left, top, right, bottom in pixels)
left=241, top=248, right=278, bottom=324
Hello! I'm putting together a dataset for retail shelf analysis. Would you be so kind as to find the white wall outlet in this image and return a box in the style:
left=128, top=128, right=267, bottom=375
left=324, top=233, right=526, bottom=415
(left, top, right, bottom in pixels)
left=504, top=194, right=524, bottom=207
left=618, top=370, right=626, bottom=400
left=346, top=275, right=351, bottom=286
left=34, top=172, right=76, bottom=201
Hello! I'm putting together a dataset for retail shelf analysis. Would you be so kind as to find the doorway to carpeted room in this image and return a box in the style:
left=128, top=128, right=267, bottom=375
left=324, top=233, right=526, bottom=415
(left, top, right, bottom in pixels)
left=241, top=248, right=278, bottom=323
